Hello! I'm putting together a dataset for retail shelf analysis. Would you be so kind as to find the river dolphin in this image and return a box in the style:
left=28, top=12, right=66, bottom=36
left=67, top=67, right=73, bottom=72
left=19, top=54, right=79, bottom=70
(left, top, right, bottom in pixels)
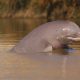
left=11, top=20, right=80, bottom=55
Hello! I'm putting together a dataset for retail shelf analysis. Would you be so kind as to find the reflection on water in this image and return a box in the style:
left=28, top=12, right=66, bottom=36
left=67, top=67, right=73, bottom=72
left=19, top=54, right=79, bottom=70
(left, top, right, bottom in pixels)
left=0, top=19, right=80, bottom=80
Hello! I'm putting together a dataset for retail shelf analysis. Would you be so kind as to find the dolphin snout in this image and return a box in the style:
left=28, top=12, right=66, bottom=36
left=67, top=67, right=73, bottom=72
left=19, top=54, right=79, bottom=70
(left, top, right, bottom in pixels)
left=75, top=31, right=80, bottom=41
left=67, top=31, right=80, bottom=41
left=67, top=37, right=80, bottom=41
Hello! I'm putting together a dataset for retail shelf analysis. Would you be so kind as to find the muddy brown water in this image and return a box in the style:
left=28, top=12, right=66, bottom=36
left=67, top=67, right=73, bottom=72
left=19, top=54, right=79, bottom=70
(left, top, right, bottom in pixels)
left=0, top=19, right=80, bottom=80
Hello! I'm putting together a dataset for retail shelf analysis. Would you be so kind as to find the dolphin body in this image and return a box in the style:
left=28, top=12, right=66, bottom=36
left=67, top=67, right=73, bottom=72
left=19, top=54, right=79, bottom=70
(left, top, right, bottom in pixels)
left=11, top=20, right=80, bottom=54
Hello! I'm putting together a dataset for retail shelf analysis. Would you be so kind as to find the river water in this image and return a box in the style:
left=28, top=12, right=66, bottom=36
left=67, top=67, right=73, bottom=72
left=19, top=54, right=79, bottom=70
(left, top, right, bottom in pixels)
left=0, top=19, right=80, bottom=80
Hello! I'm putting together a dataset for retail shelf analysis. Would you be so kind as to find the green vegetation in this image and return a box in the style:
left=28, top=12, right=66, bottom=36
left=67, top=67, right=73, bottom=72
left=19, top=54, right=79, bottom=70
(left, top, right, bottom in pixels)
left=0, top=0, right=80, bottom=21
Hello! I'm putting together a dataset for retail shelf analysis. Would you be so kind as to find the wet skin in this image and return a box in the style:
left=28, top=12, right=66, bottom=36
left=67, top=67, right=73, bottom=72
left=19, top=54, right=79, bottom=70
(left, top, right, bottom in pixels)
left=11, top=20, right=80, bottom=55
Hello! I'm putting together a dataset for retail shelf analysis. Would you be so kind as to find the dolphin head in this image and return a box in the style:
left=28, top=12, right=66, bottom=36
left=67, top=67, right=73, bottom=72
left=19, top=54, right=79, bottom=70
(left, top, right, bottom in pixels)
left=58, top=22, right=80, bottom=44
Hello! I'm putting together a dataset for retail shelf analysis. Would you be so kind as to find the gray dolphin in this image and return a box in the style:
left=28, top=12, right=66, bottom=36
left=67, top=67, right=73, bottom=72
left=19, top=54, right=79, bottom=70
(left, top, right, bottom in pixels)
left=11, top=20, right=80, bottom=54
